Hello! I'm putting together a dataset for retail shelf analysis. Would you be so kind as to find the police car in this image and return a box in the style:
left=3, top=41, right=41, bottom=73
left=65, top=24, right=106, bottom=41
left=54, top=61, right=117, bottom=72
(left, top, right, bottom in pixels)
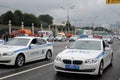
left=54, top=38, right=113, bottom=76
left=0, top=36, right=53, bottom=67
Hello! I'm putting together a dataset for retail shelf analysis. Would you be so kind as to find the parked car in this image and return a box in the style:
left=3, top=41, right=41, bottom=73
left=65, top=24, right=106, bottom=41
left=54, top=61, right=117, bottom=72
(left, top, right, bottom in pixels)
left=54, top=38, right=113, bottom=76
left=42, top=36, right=54, bottom=42
left=0, top=36, right=53, bottom=67
left=54, top=35, right=67, bottom=42
left=69, top=35, right=79, bottom=42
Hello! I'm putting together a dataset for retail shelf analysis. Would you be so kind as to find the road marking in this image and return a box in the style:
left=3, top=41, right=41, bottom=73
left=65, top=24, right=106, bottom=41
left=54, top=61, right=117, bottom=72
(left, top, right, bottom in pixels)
left=0, top=62, right=53, bottom=80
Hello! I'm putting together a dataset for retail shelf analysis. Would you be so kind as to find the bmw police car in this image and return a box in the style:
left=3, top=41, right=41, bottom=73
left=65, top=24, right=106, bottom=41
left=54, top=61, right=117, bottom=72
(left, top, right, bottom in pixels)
left=0, top=36, right=53, bottom=67
left=54, top=38, right=113, bottom=76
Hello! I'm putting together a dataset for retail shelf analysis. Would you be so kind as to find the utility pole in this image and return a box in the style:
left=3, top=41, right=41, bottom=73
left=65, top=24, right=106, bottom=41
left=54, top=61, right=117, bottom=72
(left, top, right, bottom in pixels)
left=61, top=5, right=75, bottom=33
left=8, top=20, right=11, bottom=34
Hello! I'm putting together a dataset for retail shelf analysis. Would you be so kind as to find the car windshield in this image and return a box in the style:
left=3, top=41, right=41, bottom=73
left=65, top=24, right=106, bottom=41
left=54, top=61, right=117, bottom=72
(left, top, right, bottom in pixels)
left=5, top=38, right=30, bottom=46
left=68, top=40, right=101, bottom=50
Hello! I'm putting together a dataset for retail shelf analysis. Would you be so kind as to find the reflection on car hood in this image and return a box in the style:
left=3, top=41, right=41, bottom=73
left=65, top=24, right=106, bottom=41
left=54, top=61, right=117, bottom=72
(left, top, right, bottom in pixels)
left=57, top=49, right=102, bottom=60
left=0, top=45, right=28, bottom=53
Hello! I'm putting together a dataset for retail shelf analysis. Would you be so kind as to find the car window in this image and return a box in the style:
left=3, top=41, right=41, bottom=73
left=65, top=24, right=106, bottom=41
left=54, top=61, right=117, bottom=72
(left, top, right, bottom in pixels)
left=37, top=39, right=46, bottom=45
left=5, top=38, right=30, bottom=46
left=69, top=40, right=101, bottom=50
left=31, top=39, right=37, bottom=44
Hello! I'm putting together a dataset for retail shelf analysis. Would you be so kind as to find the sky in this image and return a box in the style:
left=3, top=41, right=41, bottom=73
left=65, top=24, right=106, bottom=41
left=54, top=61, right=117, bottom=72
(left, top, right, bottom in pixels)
left=0, top=0, right=120, bottom=27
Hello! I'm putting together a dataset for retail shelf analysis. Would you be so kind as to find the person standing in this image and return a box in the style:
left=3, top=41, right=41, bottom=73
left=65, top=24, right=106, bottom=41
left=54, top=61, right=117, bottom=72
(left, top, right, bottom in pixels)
left=3, top=32, right=9, bottom=42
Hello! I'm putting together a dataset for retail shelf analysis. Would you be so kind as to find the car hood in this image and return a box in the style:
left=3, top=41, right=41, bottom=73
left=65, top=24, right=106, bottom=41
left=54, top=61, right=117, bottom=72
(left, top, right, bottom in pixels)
left=57, top=49, right=103, bottom=60
left=0, top=45, right=28, bottom=54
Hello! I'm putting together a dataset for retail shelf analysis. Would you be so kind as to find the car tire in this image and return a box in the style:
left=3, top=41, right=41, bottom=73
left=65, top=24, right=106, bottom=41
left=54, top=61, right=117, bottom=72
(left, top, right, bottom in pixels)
left=45, top=50, right=52, bottom=60
left=110, top=53, right=113, bottom=66
left=98, top=61, right=104, bottom=77
left=56, top=71, right=63, bottom=76
left=15, top=54, right=25, bottom=67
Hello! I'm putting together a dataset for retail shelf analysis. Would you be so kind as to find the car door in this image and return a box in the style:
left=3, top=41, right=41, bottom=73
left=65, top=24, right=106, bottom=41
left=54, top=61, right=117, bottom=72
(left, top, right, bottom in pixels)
left=36, top=38, right=47, bottom=59
left=28, top=38, right=41, bottom=61
left=102, top=41, right=112, bottom=68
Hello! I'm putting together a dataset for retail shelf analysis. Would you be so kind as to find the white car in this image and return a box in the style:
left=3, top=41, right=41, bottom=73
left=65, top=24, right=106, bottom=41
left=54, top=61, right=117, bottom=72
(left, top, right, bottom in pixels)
left=69, top=35, right=79, bottom=42
left=54, top=38, right=113, bottom=76
left=0, top=36, right=53, bottom=67
left=54, top=35, right=67, bottom=42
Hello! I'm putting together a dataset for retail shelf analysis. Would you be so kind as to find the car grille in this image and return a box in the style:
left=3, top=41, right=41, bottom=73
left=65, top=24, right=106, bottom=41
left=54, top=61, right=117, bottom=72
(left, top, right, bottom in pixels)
left=63, top=59, right=71, bottom=64
left=63, top=59, right=83, bottom=65
left=73, top=60, right=83, bottom=65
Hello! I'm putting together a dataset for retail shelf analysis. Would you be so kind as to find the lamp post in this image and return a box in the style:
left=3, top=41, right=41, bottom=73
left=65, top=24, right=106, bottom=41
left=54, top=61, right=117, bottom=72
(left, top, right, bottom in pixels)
left=21, top=22, right=24, bottom=29
left=92, top=16, right=98, bottom=29
left=61, top=5, right=75, bottom=33
left=41, top=24, right=43, bottom=31
left=87, top=16, right=98, bottom=29
left=32, top=23, right=34, bottom=34
left=9, top=20, right=11, bottom=34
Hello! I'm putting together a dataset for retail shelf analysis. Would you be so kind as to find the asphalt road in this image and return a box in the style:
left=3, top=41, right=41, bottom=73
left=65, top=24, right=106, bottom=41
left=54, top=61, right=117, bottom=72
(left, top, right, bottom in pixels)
left=0, top=40, right=120, bottom=80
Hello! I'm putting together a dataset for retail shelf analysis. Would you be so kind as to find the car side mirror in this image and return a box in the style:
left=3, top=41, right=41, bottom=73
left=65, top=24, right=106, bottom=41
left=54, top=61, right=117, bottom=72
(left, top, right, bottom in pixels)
left=29, top=44, right=36, bottom=49
left=105, top=47, right=110, bottom=51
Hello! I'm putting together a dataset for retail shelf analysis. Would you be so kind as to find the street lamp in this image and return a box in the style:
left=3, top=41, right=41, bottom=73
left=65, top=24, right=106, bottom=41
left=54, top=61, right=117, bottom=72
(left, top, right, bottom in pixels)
left=9, top=20, right=11, bottom=34
left=61, top=5, right=75, bottom=33
left=87, top=16, right=98, bottom=29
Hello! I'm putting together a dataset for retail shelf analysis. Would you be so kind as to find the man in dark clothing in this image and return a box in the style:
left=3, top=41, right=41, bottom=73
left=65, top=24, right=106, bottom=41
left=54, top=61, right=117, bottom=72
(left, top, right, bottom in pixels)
left=3, top=32, right=9, bottom=42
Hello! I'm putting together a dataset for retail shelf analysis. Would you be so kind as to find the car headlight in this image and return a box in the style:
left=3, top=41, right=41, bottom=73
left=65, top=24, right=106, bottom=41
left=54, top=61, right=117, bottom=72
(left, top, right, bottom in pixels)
left=85, top=58, right=98, bottom=63
left=2, top=52, right=14, bottom=56
left=55, top=57, right=62, bottom=62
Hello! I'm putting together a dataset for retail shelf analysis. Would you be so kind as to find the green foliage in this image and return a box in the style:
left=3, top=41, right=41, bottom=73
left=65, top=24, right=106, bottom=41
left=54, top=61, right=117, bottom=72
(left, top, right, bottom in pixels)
left=0, top=10, right=54, bottom=28
left=2, top=11, right=15, bottom=24
left=14, top=10, right=23, bottom=25
left=38, top=14, right=53, bottom=25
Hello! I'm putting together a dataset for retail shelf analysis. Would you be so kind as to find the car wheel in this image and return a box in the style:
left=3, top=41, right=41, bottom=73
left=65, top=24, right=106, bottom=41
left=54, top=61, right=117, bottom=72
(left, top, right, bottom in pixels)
left=98, top=61, right=104, bottom=77
left=110, top=53, right=113, bottom=66
left=45, top=50, right=52, bottom=60
left=56, top=71, right=63, bottom=76
left=15, top=54, right=25, bottom=67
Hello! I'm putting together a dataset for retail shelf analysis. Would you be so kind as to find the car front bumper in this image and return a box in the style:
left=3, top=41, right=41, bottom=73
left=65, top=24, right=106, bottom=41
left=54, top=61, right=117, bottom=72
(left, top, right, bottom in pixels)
left=54, top=60, right=100, bottom=75
left=0, top=55, right=16, bottom=65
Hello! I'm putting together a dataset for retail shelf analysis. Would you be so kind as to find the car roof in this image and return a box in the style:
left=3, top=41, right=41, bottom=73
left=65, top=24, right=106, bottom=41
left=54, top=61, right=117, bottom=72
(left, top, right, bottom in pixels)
left=14, top=36, right=41, bottom=39
left=77, top=38, right=103, bottom=41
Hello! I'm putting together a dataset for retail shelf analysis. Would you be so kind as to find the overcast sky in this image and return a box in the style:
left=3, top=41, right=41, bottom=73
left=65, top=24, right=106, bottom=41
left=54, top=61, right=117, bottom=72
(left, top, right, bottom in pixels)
left=0, top=0, right=120, bottom=27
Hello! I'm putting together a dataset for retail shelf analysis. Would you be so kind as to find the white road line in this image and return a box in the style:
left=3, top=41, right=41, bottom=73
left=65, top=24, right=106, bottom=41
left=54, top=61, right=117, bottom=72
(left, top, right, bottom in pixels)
left=0, top=62, right=53, bottom=80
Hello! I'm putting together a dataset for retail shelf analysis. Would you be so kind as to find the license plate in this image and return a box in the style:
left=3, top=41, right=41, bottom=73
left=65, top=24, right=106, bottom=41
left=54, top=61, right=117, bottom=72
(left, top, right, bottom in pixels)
left=65, top=65, right=79, bottom=70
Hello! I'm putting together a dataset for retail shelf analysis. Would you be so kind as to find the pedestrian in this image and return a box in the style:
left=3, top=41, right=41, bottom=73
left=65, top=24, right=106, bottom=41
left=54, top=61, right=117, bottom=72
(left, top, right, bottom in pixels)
left=3, top=32, right=9, bottom=42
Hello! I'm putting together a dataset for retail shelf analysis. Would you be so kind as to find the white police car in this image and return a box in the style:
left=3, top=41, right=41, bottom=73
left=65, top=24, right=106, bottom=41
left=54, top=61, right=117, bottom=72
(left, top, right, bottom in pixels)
left=54, top=38, right=113, bottom=76
left=0, top=36, right=53, bottom=67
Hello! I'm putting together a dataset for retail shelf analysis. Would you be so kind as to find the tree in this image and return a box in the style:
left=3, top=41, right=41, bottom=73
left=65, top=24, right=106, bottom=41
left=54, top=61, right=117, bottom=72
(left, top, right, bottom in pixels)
left=2, top=11, right=15, bottom=24
left=14, top=10, right=23, bottom=25
left=23, top=13, right=39, bottom=27
left=66, top=21, right=71, bottom=32
left=38, top=14, right=53, bottom=25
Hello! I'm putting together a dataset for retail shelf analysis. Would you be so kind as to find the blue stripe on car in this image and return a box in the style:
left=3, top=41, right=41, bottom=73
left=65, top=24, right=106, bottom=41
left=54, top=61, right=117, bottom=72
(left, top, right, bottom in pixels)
left=14, top=47, right=29, bottom=53
left=14, top=43, right=52, bottom=53
left=96, top=51, right=105, bottom=59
